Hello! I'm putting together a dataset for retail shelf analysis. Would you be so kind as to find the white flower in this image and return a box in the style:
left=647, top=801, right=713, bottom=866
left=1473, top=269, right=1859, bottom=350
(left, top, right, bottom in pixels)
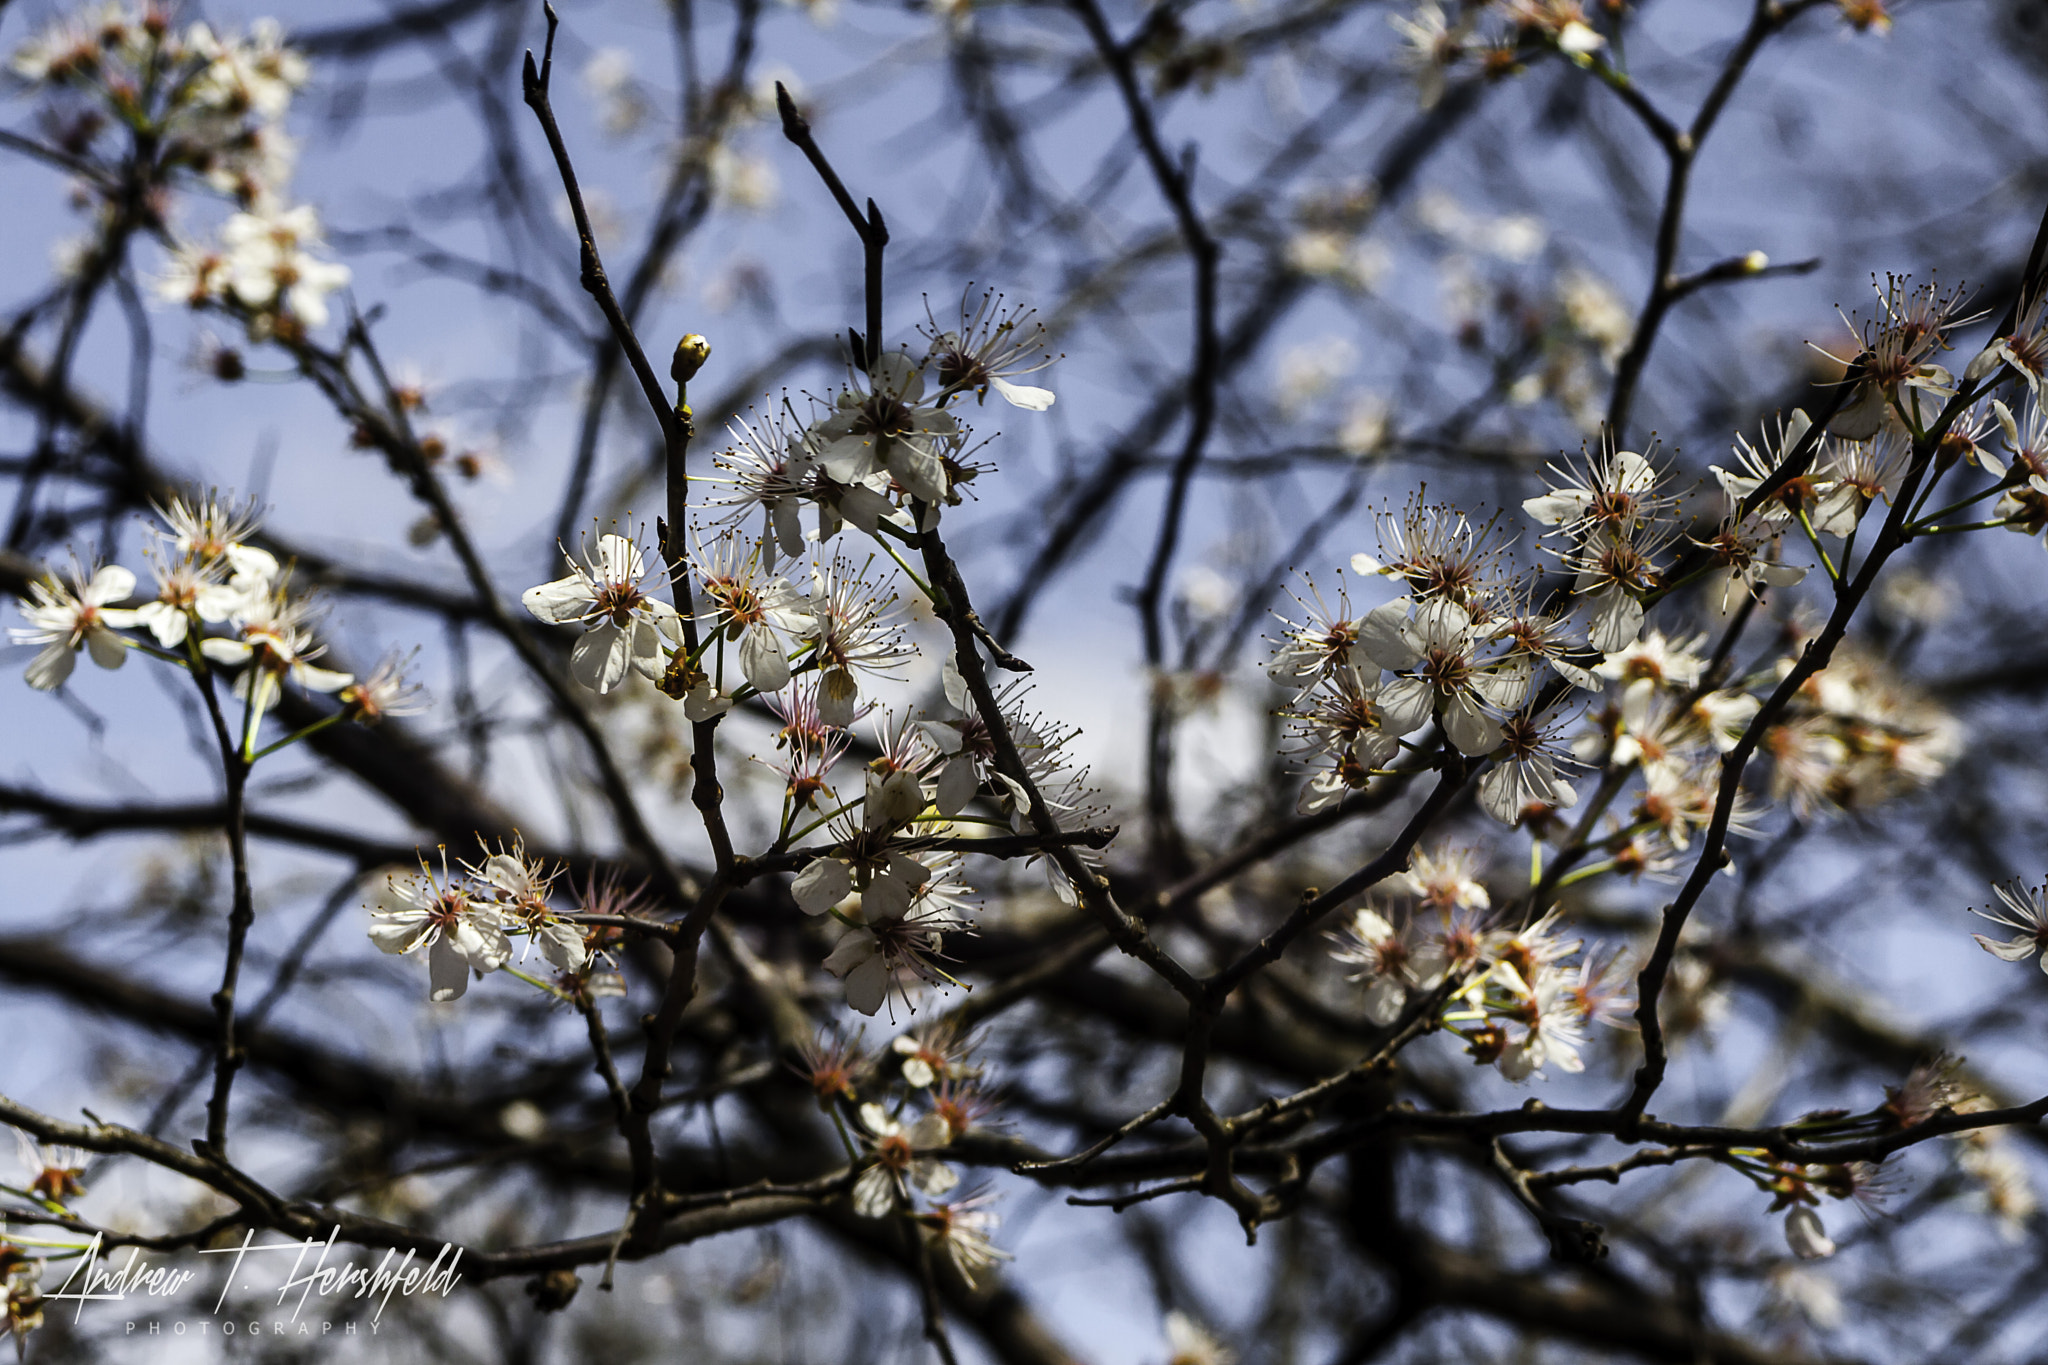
left=155, top=492, right=278, bottom=585
left=864, top=715, right=934, bottom=832
left=1818, top=275, right=1973, bottom=440
left=156, top=244, right=233, bottom=307
left=821, top=855, right=975, bottom=1016
left=853, top=1103, right=958, bottom=1216
left=1390, top=845, right=1490, bottom=913
left=1477, top=710, right=1579, bottom=825
left=523, top=533, right=683, bottom=694
left=924, top=1191, right=1012, bottom=1286
left=187, top=18, right=308, bottom=123
left=339, top=652, right=429, bottom=723
left=1525, top=445, right=1665, bottom=536
left=1498, top=965, right=1589, bottom=1081
left=923, top=290, right=1057, bottom=411
left=706, top=406, right=826, bottom=568
left=10, top=561, right=139, bottom=691
left=1268, top=578, right=1374, bottom=689
left=1362, top=597, right=1530, bottom=756
left=1968, top=876, right=2048, bottom=970
left=1389, top=0, right=1459, bottom=110
left=1331, top=907, right=1441, bottom=1025
left=814, top=352, right=961, bottom=503
left=693, top=534, right=811, bottom=693
left=198, top=577, right=352, bottom=724
left=1783, top=1205, right=1835, bottom=1260
left=1962, top=1134, right=2039, bottom=1243
left=221, top=205, right=351, bottom=328
left=132, top=546, right=246, bottom=647
left=368, top=852, right=514, bottom=1001
left=463, top=840, right=587, bottom=972
left=798, top=556, right=914, bottom=726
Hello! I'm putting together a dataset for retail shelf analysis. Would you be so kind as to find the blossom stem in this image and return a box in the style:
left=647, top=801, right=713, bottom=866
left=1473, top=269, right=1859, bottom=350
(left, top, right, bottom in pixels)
left=1907, top=516, right=2021, bottom=537
left=1911, top=481, right=2005, bottom=528
left=1794, top=505, right=1840, bottom=585
left=1554, top=858, right=1618, bottom=889
left=788, top=798, right=864, bottom=843
left=246, top=710, right=345, bottom=762
left=871, top=531, right=938, bottom=603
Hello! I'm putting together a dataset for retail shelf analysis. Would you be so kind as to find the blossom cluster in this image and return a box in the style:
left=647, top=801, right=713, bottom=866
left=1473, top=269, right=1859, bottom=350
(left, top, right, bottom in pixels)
left=368, top=843, right=631, bottom=1004
left=10, top=493, right=420, bottom=741
left=1330, top=846, right=1633, bottom=1080
left=519, top=302, right=1084, bottom=1015
left=9, top=5, right=353, bottom=342
left=12, top=2, right=307, bottom=208
left=9, top=6, right=351, bottom=340
left=798, top=1023, right=1011, bottom=1285
left=1387, top=0, right=1887, bottom=113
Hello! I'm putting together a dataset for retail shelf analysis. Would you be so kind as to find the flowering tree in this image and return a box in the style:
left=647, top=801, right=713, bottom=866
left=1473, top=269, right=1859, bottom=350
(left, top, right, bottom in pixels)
left=5, top=0, right=2048, bottom=1361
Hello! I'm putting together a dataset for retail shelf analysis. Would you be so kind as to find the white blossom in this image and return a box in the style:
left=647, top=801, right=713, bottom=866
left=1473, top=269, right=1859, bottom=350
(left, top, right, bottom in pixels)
left=10, top=561, right=138, bottom=691
left=523, top=533, right=683, bottom=694
left=368, top=852, right=514, bottom=1002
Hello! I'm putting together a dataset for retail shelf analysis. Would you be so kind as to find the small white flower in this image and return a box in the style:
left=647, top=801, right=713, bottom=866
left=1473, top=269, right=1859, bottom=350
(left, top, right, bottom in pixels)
left=339, top=652, right=429, bottom=723
left=821, top=855, right=975, bottom=1016
left=523, top=532, right=683, bottom=694
left=1363, top=597, right=1530, bottom=756
left=1968, top=876, right=2048, bottom=970
left=1164, top=1311, right=1234, bottom=1365
left=924, top=1190, right=1012, bottom=1286
left=368, top=852, right=513, bottom=1002
left=132, top=546, right=247, bottom=648
left=198, top=576, right=352, bottom=725
left=221, top=204, right=351, bottom=328
left=923, top=289, right=1057, bottom=411
left=814, top=352, right=961, bottom=503
left=853, top=1103, right=958, bottom=1216
left=798, top=555, right=914, bottom=726
left=10, top=561, right=139, bottom=691
left=693, top=533, right=811, bottom=693
left=1498, top=965, right=1589, bottom=1081
left=464, top=839, right=587, bottom=973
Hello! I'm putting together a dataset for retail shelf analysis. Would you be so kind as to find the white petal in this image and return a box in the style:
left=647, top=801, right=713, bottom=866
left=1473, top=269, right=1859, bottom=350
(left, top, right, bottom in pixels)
left=1586, top=586, right=1643, bottom=653
left=1356, top=598, right=1420, bottom=670
left=522, top=575, right=594, bottom=624
left=538, top=922, right=589, bottom=971
left=570, top=623, right=632, bottom=693
left=818, top=669, right=858, bottom=727
left=853, top=1165, right=895, bottom=1218
left=941, top=654, right=970, bottom=712
left=201, top=637, right=251, bottom=666
left=843, top=950, right=891, bottom=1016
left=914, top=1158, right=960, bottom=1197
left=1974, top=933, right=2040, bottom=963
left=427, top=936, right=471, bottom=1002
left=934, top=755, right=978, bottom=817
left=989, top=376, right=1054, bottom=410
left=595, top=534, right=643, bottom=584
left=85, top=627, right=129, bottom=670
left=1444, top=693, right=1501, bottom=756
left=1376, top=676, right=1434, bottom=734
left=740, top=626, right=791, bottom=693
left=627, top=616, right=668, bottom=681
left=25, top=641, right=76, bottom=691
left=368, top=916, right=433, bottom=956
left=887, top=441, right=948, bottom=503
left=793, top=858, right=854, bottom=914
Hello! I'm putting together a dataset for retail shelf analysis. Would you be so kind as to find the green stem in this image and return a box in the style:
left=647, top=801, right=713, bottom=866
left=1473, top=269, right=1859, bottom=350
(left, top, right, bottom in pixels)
left=1795, top=505, right=1840, bottom=585
left=247, top=710, right=346, bottom=762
